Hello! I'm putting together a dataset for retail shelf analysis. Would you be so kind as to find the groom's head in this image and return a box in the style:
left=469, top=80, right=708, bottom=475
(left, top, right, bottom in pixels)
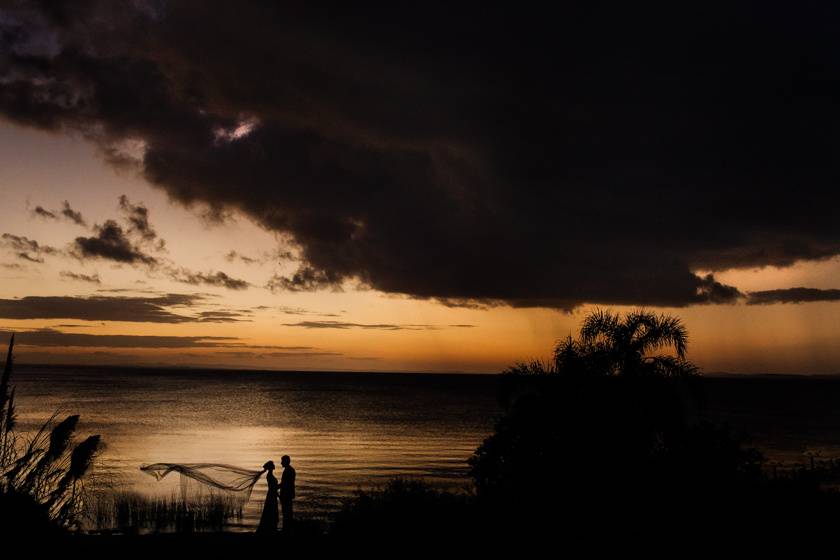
left=281, top=455, right=291, bottom=467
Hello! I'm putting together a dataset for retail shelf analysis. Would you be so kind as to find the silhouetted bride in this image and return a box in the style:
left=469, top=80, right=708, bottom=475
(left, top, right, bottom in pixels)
left=257, top=460, right=279, bottom=533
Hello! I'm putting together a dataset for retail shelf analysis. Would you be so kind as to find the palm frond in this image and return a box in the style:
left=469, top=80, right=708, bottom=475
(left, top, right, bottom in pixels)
left=580, top=308, right=619, bottom=346
left=627, top=312, right=688, bottom=359
left=645, top=356, right=698, bottom=378
left=504, top=360, right=555, bottom=376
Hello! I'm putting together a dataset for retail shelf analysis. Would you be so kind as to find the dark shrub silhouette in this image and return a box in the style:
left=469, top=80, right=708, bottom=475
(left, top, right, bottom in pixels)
left=468, top=310, right=783, bottom=532
left=331, top=479, right=472, bottom=539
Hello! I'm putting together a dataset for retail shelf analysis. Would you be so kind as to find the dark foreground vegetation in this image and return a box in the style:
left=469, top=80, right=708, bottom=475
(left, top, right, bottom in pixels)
left=87, top=492, right=245, bottom=534
left=0, top=336, right=102, bottom=536
left=5, top=311, right=840, bottom=553
left=330, top=311, right=840, bottom=542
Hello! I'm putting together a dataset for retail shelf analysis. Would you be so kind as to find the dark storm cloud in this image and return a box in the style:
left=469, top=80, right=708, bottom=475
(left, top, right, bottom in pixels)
left=59, top=270, right=101, bottom=284
left=0, top=293, right=242, bottom=323
left=747, top=287, right=840, bottom=305
left=4, top=2, right=840, bottom=309
left=73, top=220, right=157, bottom=265
left=1, top=233, right=58, bottom=263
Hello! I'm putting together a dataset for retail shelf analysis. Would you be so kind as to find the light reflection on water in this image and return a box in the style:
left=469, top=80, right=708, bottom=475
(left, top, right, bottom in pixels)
left=11, top=365, right=500, bottom=529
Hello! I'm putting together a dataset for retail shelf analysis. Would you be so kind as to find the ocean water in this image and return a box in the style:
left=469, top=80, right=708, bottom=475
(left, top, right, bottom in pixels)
left=9, top=365, right=500, bottom=529
left=700, top=376, right=840, bottom=464
left=9, top=365, right=840, bottom=530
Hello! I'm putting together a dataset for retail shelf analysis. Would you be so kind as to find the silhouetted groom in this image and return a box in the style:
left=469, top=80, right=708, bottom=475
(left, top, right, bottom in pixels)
left=279, top=454, right=296, bottom=530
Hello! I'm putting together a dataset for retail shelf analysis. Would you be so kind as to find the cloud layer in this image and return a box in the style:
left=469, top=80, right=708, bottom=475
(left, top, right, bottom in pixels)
left=6, top=194, right=251, bottom=290
left=1, top=233, right=58, bottom=263
left=3, top=3, right=840, bottom=308
left=0, top=294, right=248, bottom=323
left=32, top=201, right=86, bottom=226
left=747, top=288, right=840, bottom=305
left=0, top=328, right=237, bottom=348
left=284, top=320, right=475, bottom=331
left=73, top=220, right=157, bottom=265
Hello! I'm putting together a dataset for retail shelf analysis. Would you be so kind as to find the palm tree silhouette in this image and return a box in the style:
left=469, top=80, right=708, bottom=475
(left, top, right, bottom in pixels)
left=554, top=309, right=697, bottom=378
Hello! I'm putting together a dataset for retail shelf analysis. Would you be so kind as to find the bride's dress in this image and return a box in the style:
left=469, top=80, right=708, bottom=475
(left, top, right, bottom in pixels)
left=256, top=470, right=279, bottom=533
left=140, top=463, right=265, bottom=496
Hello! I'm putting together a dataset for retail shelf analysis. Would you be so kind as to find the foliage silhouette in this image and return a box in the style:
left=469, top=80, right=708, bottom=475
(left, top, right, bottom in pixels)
left=88, top=491, right=244, bottom=534
left=556, top=309, right=698, bottom=378
left=468, top=309, right=840, bottom=533
left=331, top=478, right=472, bottom=539
left=0, top=335, right=103, bottom=533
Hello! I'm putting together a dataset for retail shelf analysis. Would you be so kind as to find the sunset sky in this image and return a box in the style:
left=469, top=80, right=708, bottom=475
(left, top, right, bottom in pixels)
left=2, top=2, right=840, bottom=373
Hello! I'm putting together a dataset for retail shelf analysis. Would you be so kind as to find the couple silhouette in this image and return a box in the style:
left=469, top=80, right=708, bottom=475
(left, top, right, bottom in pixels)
left=257, top=455, right=296, bottom=534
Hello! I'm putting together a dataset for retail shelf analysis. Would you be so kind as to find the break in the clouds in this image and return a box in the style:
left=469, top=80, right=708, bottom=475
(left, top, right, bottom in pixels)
left=5, top=3, right=840, bottom=309
left=747, top=288, right=840, bottom=305
left=0, top=294, right=246, bottom=323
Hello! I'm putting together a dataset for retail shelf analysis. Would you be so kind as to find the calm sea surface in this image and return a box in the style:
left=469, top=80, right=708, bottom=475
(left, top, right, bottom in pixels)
left=10, top=365, right=500, bottom=529
left=10, top=366, right=840, bottom=530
